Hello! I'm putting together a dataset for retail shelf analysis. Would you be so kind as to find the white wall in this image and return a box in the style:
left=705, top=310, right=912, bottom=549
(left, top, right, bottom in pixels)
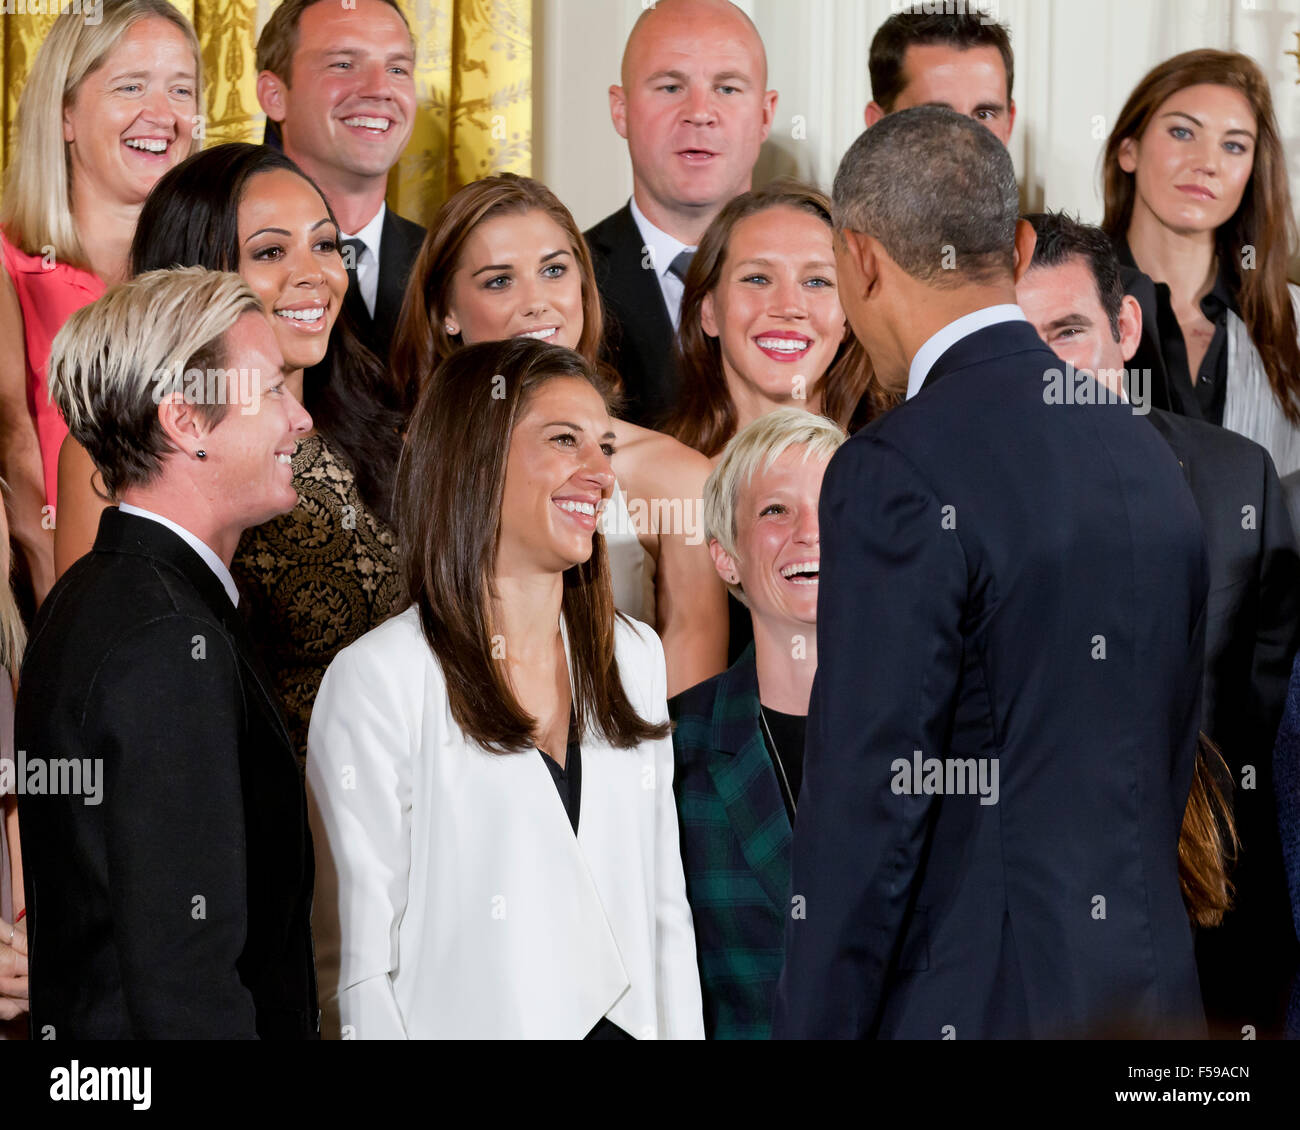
left=534, top=0, right=1300, bottom=273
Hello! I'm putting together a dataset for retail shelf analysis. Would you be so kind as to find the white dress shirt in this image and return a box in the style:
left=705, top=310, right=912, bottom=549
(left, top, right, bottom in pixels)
left=306, top=607, right=704, bottom=1039
left=117, top=503, right=239, bottom=607
left=906, top=304, right=1028, bottom=401
left=343, top=203, right=386, bottom=319
left=629, top=195, right=695, bottom=331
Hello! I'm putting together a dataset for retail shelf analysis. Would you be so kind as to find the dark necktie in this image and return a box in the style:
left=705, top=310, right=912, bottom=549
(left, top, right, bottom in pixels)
left=341, top=237, right=367, bottom=317
left=668, top=248, right=695, bottom=283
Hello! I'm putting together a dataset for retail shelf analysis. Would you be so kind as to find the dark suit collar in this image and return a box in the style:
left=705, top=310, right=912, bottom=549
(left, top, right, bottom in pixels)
left=95, top=507, right=295, bottom=751
left=704, top=644, right=792, bottom=909
left=376, top=208, right=419, bottom=327
left=96, top=506, right=234, bottom=619
left=920, top=318, right=1048, bottom=394
left=711, top=642, right=761, bottom=754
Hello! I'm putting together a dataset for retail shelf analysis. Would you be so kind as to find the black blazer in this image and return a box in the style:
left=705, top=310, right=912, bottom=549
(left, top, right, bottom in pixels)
left=16, top=508, right=318, bottom=1039
left=585, top=203, right=677, bottom=428
left=1146, top=409, right=1300, bottom=1036
left=774, top=320, right=1209, bottom=1039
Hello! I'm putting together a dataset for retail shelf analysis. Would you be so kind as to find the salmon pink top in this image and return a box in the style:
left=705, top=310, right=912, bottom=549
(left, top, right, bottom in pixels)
left=0, top=231, right=105, bottom=507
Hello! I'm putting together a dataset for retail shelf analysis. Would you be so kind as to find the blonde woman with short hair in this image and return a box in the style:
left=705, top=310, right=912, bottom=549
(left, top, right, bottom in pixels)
left=667, top=408, right=844, bottom=1038
left=0, top=0, right=201, bottom=604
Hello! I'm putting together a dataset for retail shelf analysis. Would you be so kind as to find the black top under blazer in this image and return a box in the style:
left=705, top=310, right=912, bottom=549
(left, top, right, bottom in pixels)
left=773, top=319, right=1210, bottom=1040
left=16, top=508, right=318, bottom=1039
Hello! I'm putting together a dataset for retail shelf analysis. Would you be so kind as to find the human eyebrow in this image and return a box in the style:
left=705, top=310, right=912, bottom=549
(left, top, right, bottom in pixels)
left=1042, top=314, right=1091, bottom=332
left=244, top=227, right=292, bottom=242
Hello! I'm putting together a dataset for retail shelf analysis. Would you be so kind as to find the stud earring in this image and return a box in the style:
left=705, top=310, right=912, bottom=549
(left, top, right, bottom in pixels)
left=444, top=323, right=457, bottom=336
left=195, top=449, right=207, bottom=459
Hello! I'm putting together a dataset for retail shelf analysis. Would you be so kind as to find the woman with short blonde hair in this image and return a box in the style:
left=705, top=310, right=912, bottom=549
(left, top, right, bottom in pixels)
left=669, top=407, right=845, bottom=1038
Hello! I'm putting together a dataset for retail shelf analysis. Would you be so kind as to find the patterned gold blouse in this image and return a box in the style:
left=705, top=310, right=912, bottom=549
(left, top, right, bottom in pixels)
left=232, top=433, right=405, bottom=760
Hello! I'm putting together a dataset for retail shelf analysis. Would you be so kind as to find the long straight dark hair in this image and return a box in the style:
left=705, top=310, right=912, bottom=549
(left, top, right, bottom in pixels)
left=1102, top=50, right=1300, bottom=425
left=130, top=142, right=405, bottom=522
left=396, top=337, right=668, bottom=753
left=665, top=180, right=883, bottom=457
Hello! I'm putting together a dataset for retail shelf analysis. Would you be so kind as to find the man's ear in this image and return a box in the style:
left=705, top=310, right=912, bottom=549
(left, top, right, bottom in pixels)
left=1116, top=293, right=1143, bottom=364
left=1005, top=98, right=1017, bottom=140
left=1011, top=220, right=1038, bottom=284
left=157, top=391, right=209, bottom=460
left=708, top=539, right=740, bottom=587
left=758, top=89, right=778, bottom=142
left=864, top=101, right=886, bottom=129
left=256, top=70, right=288, bottom=123
left=609, top=84, right=629, bottom=140
left=838, top=228, right=878, bottom=301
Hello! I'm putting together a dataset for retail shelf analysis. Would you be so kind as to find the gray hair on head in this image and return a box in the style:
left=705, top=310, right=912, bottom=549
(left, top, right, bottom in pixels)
left=832, top=105, right=1019, bottom=287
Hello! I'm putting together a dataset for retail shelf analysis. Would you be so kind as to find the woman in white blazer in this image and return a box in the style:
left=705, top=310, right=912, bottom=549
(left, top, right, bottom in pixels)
left=307, top=337, right=704, bottom=1039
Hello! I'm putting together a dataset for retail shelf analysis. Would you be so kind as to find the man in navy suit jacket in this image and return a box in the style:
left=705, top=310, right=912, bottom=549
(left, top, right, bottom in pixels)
left=773, top=108, right=1209, bottom=1039
left=1015, top=211, right=1300, bottom=1039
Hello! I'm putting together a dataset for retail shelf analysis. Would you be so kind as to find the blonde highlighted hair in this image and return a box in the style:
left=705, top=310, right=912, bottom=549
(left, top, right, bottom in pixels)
left=703, top=407, right=845, bottom=607
left=0, top=0, right=202, bottom=268
left=47, top=266, right=261, bottom=497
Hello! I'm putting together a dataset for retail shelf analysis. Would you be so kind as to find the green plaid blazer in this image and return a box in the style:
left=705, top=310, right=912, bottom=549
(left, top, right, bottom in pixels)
left=668, top=644, right=793, bottom=1040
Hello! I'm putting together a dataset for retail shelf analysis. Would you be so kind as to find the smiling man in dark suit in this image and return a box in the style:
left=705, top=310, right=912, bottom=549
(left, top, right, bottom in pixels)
left=18, top=269, right=318, bottom=1039
left=775, top=108, right=1209, bottom=1040
left=1016, top=211, right=1300, bottom=1039
left=256, top=0, right=425, bottom=367
left=585, top=0, right=777, bottom=427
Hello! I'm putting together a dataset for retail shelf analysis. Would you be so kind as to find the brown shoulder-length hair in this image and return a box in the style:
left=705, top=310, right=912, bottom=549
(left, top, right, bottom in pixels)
left=396, top=336, right=668, bottom=753
left=391, top=173, right=608, bottom=416
left=1180, top=733, right=1240, bottom=929
left=1102, top=50, right=1300, bottom=425
left=666, top=179, right=883, bottom=458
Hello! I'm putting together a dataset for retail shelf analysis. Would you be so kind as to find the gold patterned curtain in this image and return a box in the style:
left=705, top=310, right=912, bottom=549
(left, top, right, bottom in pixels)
left=1, top=0, right=531, bottom=226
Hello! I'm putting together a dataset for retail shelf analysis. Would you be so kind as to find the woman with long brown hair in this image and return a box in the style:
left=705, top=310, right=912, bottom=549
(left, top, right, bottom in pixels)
left=665, top=179, right=882, bottom=460
left=1102, top=50, right=1300, bottom=473
left=306, top=337, right=704, bottom=1039
left=391, top=173, right=726, bottom=696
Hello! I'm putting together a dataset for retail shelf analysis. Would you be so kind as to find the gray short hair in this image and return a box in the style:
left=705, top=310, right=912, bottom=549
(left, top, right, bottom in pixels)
left=704, top=408, right=846, bottom=607
left=832, top=106, right=1019, bottom=287
left=47, top=267, right=263, bottom=498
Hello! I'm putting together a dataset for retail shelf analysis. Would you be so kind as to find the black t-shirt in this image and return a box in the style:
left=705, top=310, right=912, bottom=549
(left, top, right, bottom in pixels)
left=760, top=705, right=806, bottom=820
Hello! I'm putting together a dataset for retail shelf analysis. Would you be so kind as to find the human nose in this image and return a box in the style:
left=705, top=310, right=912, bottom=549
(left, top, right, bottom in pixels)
left=285, top=387, right=312, bottom=435
left=683, top=84, right=718, bottom=127
left=792, top=503, right=819, bottom=547
left=355, top=58, right=397, bottom=102
left=517, top=275, right=551, bottom=319
left=769, top=276, right=808, bottom=319
left=581, top=442, right=615, bottom=491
